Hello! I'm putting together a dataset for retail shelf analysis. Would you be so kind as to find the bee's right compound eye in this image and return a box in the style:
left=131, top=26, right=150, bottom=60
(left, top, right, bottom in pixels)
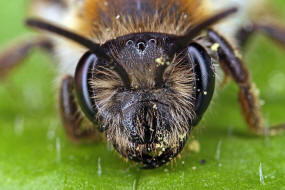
left=187, top=43, right=215, bottom=126
left=74, top=52, right=98, bottom=125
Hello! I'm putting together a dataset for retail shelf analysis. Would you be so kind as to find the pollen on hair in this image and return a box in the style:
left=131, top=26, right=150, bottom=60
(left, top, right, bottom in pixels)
left=211, top=43, right=220, bottom=51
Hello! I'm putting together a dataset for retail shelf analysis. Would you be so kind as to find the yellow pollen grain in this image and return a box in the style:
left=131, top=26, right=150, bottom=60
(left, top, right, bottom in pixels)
left=188, top=140, right=200, bottom=153
left=211, top=43, right=220, bottom=51
left=234, top=50, right=243, bottom=59
left=155, top=57, right=165, bottom=66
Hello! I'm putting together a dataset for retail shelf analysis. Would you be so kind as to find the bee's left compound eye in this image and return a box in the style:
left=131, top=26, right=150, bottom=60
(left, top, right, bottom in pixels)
left=74, top=52, right=98, bottom=125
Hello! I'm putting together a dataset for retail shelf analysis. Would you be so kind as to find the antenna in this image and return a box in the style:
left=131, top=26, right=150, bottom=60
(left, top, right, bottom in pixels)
left=26, top=18, right=108, bottom=58
left=174, top=7, right=238, bottom=52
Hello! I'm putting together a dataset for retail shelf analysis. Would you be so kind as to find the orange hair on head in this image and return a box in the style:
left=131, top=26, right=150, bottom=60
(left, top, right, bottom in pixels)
left=73, top=0, right=208, bottom=43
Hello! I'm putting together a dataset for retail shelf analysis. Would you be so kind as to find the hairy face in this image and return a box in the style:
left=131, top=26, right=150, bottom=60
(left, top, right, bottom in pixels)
left=89, top=34, right=196, bottom=168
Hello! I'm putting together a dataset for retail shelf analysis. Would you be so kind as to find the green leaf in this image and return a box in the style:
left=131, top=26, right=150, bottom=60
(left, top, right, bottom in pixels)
left=1, top=1, right=285, bottom=189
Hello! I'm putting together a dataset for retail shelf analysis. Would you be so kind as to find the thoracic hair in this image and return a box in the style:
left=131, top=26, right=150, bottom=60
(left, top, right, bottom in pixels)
left=73, top=0, right=209, bottom=43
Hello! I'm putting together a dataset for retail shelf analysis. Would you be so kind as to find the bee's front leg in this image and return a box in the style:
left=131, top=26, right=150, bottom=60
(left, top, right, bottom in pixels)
left=208, top=29, right=285, bottom=136
left=236, top=22, right=285, bottom=50
left=59, top=76, right=99, bottom=141
left=0, top=37, right=52, bottom=79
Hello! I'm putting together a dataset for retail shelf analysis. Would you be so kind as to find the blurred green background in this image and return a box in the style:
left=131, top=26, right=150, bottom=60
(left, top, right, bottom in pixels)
left=1, top=1, right=285, bottom=189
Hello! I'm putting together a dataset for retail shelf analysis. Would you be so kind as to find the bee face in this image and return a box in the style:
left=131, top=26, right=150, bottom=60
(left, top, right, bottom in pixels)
left=75, top=33, right=197, bottom=167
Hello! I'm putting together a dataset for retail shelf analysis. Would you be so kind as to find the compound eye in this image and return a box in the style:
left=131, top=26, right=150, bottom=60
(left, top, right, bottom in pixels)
left=187, top=43, right=215, bottom=126
left=74, top=52, right=98, bottom=124
left=74, top=51, right=131, bottom=127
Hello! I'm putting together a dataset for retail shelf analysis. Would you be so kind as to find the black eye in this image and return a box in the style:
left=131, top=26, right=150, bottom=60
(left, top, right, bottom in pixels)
left=137, top=42, right=146, bottom=51
left=126, top=40, right=134, bottom=46
left=149, top=38, right=157, bottom=45
left=187, top=43, right=215, bottom=126
left=74, top=52, right=98, bottom=125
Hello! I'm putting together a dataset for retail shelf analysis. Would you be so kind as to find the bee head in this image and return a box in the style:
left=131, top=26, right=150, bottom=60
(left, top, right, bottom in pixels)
left=74, top=33, right=215, bottom=168
left=26, top=7, right=237, bottom=168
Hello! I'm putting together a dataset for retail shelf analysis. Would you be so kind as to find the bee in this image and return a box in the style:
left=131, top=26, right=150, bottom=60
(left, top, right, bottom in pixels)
left=1, top=0, right=285, bottom=169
